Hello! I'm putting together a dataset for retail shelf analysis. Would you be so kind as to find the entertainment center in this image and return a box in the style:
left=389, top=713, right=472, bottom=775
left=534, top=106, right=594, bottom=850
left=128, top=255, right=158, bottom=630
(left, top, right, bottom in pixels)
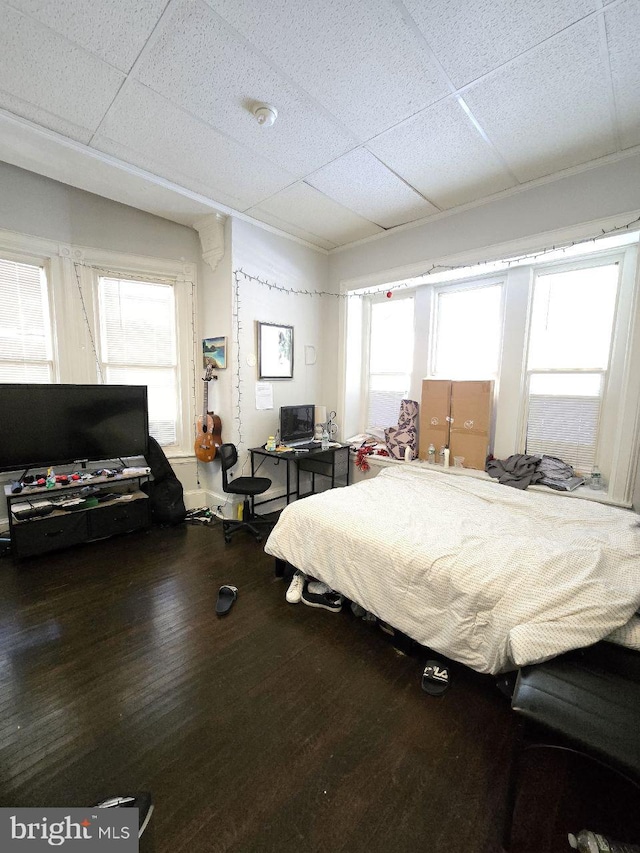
left=5, top=471, right=151, bottom=559
left=1, top=383, right=152, bottom=559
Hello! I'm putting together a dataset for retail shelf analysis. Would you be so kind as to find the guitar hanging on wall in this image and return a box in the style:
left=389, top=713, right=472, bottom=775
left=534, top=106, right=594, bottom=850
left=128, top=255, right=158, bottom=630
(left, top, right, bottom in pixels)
left=194, top=364, right=223, bottom=462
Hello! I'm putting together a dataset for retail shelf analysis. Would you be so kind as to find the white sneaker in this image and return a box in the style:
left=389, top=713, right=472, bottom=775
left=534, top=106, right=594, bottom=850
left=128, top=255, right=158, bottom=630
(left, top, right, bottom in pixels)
left=286, top=571, right=305, bottom=604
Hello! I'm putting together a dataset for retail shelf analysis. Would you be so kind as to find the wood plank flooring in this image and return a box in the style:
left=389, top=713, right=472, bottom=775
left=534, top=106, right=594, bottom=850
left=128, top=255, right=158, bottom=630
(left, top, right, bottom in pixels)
left=0, top=523, right=637, bottom=852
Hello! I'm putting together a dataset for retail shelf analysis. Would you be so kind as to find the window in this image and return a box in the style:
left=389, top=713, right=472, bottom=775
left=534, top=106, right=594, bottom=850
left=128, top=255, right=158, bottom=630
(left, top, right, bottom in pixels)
left=365, top=294, right=414, bottom=431
left=0, top=256, right=53, bottom=382
left=431, top=281, right=503, bottom=379
left=97, top=276, right=179, bottom=446
left=525, top=262, right=619, bottom=472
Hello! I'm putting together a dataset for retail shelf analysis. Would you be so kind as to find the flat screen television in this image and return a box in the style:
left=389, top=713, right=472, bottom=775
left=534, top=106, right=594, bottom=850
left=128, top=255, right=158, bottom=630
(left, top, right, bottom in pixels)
left=0, top=383, right=149, bottom=473
left=279, top=404, right=315, bottom=447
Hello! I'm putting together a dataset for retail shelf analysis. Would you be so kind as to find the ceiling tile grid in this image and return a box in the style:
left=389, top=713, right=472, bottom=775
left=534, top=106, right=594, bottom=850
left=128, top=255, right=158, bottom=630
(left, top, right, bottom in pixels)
left=93, top=82, right=297, bottom=211
left=367, top=96, right=517, bottom=209
left=0, top=2, right=125, bottom=132
left=4, top=0, right=168, bottom=73
left=401, top=0, right=598, bottom=89
left=462, top=18, right=617, bottom=183
left=203, top=0, right=451, bottom=140
left=248, top=182, right=383, bottom=245
left=605, top=0, right=640, bottom=150
left=245, top=208, right=338, bottom=251
left=306, top=148, right=439, bottom=228
left=133, top=0, right=355, bottom=177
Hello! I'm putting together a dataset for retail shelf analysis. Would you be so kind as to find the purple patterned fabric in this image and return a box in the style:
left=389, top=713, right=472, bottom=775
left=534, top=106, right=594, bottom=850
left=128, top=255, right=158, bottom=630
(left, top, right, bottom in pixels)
left=385, top=399, right=419, bottom=460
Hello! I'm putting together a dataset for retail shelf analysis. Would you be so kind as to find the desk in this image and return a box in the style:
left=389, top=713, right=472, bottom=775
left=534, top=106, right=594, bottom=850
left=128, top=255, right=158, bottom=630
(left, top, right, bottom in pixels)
left=249, top=443, right=350, bottom=510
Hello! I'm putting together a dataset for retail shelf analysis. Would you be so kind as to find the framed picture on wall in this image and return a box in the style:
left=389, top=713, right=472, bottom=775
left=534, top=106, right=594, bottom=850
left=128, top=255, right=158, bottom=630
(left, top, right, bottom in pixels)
left=258, top=322, right=294, bottom=379
left=203, top=336, right=227, bottom=369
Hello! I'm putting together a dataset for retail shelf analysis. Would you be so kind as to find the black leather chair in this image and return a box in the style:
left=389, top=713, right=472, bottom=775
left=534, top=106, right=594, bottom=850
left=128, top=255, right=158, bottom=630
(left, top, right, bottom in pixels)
left=219, top=443, right=272, bottom=543
left=503, top=643, right=640, bottom=850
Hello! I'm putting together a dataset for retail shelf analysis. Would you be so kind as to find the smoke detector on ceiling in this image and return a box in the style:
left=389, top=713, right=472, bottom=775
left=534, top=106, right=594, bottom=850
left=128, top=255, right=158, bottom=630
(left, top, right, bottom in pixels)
left=253, top=103, right=278, bottom=127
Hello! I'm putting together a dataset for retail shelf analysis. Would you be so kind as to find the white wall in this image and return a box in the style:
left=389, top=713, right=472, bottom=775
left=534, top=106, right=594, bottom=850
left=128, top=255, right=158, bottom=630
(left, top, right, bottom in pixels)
left=224, top=216, right=329, bottom=512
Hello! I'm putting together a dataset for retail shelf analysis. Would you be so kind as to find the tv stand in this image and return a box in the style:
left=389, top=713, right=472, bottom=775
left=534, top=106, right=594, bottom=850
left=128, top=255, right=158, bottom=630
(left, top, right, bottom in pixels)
left=4, top=471, right=151, bottom=559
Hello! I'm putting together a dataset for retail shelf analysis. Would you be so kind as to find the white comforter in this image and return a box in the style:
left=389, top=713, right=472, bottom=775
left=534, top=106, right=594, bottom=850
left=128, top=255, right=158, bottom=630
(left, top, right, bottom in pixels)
left=265, top=466, right=640, bottom=674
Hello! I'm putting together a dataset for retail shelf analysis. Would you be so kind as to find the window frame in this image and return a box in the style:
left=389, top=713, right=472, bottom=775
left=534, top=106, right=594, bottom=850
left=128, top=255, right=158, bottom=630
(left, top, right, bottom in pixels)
left=362, top=289, right=415, bottom=433
left=0, top=248, right=56, bottom=383
left=84, top=253, right=195, bottom=457
left=427, top=274, right=506, bottom=381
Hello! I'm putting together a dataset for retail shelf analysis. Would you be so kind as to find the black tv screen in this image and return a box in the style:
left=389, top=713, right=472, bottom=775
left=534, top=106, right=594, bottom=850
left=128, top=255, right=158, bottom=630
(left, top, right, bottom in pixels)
left=280, top=404, right=315, bottom=445
left=0, top=384, right=149, bottom=473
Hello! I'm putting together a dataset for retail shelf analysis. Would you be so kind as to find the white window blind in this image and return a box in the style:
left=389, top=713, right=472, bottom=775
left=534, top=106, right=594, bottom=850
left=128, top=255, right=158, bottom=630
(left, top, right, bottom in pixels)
left=0, top=257, right=52, bottom=382
left=525, top=263, right=619, bottom=472
left=98, top=277, right=178, bottom=446
left=366, top=296, right=414, bottom=430
left=432, top=283, right=502, bottom=378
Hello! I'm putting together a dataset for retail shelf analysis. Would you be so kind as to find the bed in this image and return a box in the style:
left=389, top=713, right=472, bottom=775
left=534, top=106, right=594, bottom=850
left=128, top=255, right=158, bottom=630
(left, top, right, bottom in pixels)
left=264, top=465, right=640, bottom=674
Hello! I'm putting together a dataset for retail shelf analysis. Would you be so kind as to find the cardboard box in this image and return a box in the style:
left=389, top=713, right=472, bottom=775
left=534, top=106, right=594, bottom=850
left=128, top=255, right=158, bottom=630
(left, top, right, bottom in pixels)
left=449, top=380, right=494, bottom=471
left=419, top=379, right=494, bottom=470
left=419, top=379, right=451, bottom=460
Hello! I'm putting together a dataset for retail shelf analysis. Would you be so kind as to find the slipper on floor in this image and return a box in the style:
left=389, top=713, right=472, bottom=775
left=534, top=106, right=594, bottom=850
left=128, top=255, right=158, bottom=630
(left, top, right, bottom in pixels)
left=421, top=659, right=450, bottom=696
left=216, top=584, right=238, bottom=616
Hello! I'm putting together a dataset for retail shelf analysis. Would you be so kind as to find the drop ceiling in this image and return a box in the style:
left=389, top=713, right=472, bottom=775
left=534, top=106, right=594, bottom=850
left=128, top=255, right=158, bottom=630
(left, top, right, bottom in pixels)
left=0, top=0, right=638, bottom=250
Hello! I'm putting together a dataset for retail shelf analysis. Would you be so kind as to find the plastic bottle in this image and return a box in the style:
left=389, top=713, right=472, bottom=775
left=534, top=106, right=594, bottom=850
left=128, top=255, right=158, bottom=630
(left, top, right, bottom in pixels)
left=590, top=465, right=602, bottom=491
left=427, top=444, right=436, bottom=464
left=568, top=830, right=640, bottom=852
left=266, top=435, right=276, bottom=451
left=321, top=428, right=330, bottom=450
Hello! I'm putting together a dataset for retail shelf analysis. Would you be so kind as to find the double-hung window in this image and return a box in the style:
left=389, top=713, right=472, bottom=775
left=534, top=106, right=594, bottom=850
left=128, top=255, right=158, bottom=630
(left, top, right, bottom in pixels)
left=0, top=256, right=53, bottom=382
left=97, top=276, right=179, bottom=447
left=365, top=294, right=414, bottom=432
left=524, top=260, right=619, bottom=473
left=430, top=279, right=503, bottom=379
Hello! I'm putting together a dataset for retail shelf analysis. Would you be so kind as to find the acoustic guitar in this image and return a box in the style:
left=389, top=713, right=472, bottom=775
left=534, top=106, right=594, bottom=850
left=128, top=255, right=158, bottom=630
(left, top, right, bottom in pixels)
left=194, top=364, right=223, bottom=462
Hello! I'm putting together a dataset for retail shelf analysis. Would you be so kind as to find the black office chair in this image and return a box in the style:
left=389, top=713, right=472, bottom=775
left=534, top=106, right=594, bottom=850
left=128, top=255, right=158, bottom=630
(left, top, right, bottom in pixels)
left=219, top=443, right=272, bottom=544
left=502, top=643, right=640, bottom=850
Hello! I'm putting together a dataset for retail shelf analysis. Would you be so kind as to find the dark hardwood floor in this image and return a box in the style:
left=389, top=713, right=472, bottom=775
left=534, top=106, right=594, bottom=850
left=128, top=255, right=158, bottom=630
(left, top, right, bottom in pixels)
left=0, top=523, right=637, bottom=852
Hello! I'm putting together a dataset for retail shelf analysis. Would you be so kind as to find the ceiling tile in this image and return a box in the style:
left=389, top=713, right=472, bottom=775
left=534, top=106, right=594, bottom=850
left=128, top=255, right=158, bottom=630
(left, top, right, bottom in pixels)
left=368, top=97, right=516, bottom=209
left=134, top=0, right=354, bottom=176
left=246, top=209, right=337, bottom=250
left=605, top=0, right=640, bottom=150
left=248, top=183, right=383, bottom=246
left=0, top=91, right=93, bottom=143
left=93, top=82, right=296, bottom=211
left=463, top=20, right=616, bottom=183
left=6, top=0, right=167, bottom=73
left=306, top=148, right=438, bottom=228
left=0, top=3, right=125, bottom=132
left=402, top=0, right=597, bottom=88
left=204, top=0, right=450, bottom=140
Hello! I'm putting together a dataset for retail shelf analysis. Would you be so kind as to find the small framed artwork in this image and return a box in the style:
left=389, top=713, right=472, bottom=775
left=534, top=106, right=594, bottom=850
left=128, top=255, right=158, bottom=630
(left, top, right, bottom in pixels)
left=258, top=322, right=294, bottom=380
left=203, top=336, right=227, bottom=369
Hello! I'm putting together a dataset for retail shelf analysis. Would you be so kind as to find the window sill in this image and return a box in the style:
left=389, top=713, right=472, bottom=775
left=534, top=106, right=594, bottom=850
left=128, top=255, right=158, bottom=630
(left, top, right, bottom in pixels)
left=353, top=455, right=631, bottom=509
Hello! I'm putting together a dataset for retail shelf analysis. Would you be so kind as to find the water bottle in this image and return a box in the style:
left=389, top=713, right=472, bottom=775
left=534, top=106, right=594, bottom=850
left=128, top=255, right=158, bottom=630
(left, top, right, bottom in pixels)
left=569, top=829, right=640, bottom=852
left=590, top=465, right=602, bottom=491
left=321, top=428, right=330, bottom=450
left=427, top=443, right=436, bottom=464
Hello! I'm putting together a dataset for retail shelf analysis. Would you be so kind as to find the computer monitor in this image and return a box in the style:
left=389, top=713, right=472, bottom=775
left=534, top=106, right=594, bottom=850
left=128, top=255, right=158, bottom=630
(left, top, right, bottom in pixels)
left=279, top=404, right=315, bottom=447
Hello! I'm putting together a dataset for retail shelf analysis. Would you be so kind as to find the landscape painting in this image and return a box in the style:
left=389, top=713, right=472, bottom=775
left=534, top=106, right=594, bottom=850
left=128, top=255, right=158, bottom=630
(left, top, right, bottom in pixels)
left=203, top=336, right=227, bottom=369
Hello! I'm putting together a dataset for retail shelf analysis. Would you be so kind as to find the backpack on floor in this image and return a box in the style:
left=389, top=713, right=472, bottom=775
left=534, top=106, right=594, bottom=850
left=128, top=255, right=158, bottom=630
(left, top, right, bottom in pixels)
left=141, top=436, right=187, bottom=525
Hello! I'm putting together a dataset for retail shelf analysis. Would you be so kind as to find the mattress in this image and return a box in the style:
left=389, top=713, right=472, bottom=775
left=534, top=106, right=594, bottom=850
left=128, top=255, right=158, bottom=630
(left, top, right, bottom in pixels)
left=265, top=465, right=640, bottom=674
